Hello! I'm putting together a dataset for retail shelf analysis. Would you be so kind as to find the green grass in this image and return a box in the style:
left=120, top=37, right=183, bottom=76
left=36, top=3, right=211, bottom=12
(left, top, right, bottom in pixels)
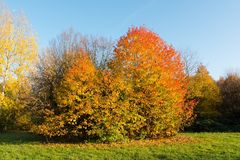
left=0, top=132, right=239, bottom=160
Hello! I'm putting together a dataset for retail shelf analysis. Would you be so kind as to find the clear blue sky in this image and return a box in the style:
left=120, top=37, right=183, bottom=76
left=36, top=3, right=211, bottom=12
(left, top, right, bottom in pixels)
left=4, top=0, right=240, bottom=79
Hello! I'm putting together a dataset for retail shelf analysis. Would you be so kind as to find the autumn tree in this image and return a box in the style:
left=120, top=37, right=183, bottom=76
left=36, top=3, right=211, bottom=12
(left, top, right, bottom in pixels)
left=0, top=4, right=38, bottom=131
left=30, top=30, right=114, bottom=124
left=33, top=51, right=95, bottom=138
left=188, top=65, right=221, bottom=118
left=31, top=26, right=195, bottom=141
left=110, top=26, right=193, bottom=138
left=218, top=73, right=240, bottom=122
left=30, top=31, right=83, bottom=133
left=188, top=65, right=221, bottom=128
left=33, top=49, right=129, bottom=141
left=30, top=30, right=117, bottom=140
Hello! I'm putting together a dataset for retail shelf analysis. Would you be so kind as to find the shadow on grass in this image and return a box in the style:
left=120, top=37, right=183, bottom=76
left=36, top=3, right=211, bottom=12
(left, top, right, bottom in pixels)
left=0, top=131, right=104, bottom=145
left=185, top=118, right=240, bottom=133
left=0, top=131, right=45, bottom=144
left=1, top=130, right=238, bottom=146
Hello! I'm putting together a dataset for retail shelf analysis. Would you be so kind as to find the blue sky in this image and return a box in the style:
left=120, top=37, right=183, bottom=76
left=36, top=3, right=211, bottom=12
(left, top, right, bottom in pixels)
left=4, top=0, right=240, bottom=79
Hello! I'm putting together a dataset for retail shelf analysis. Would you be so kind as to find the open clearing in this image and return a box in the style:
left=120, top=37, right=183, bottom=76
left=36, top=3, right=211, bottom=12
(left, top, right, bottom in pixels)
left=0, top=132, right=239, bottom=159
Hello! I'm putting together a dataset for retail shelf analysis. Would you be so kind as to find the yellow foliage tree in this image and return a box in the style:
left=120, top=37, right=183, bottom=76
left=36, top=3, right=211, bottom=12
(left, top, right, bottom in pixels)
left=188, top=65, right=221, bottom=119
left=0, top=5, right=38, bottom=130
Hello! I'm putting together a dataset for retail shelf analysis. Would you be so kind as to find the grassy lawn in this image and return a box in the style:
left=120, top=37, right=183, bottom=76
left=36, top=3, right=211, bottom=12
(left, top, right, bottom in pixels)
left=0, top=132, right=239, bottom=160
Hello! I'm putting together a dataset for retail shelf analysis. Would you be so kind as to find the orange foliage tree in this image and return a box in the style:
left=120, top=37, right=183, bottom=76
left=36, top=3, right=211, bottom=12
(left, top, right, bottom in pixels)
left=34, top=51, right=96, bottom=138
left=110, top=26, right=193, bottom=138
left=36, top=50, right=130, bottom=141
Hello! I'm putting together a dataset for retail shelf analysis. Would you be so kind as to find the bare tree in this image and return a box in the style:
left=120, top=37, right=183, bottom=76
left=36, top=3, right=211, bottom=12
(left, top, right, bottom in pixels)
left=180, top=49, right=200, bottom=76
left=79, top=34, right=114, bottom=69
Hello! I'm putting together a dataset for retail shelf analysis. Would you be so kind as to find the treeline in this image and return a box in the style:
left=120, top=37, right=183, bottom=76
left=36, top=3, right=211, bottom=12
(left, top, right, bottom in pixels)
left=0, top=5, right=239, bottom=142
left=187, top=66, right=240, bottom=132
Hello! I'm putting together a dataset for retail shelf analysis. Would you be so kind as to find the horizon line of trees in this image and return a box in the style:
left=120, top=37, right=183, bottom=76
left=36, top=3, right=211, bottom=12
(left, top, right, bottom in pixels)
left=0, top=3, right=240, bottom=142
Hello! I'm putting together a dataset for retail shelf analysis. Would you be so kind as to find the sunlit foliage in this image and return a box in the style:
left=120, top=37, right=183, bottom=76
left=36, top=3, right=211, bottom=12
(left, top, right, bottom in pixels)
left=188, top=65, right=221, bottom=119
left=0, top=5, right=38, bottom=131
left=110, top=26, right=193, bottom=138
left=31, top=27, right=194, bottom=141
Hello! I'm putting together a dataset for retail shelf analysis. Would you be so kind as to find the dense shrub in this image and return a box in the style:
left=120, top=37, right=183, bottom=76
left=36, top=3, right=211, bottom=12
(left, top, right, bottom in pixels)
left=30, top=30, right=114, bottom=138
left=31, top=27, right=194, bottom=142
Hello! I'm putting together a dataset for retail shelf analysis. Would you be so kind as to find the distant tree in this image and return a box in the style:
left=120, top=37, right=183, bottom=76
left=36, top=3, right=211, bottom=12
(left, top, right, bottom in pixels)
left=218, top=73, right=240, bottom=121
left=181, top=49, right=200, bottom=76
left=0, top=4, right=38, bottom=131
left=79, top=34, right=114, bottom=69
left=188, top=65, right=221, bottom=119
left=45, top=29, right=114, bottom=69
